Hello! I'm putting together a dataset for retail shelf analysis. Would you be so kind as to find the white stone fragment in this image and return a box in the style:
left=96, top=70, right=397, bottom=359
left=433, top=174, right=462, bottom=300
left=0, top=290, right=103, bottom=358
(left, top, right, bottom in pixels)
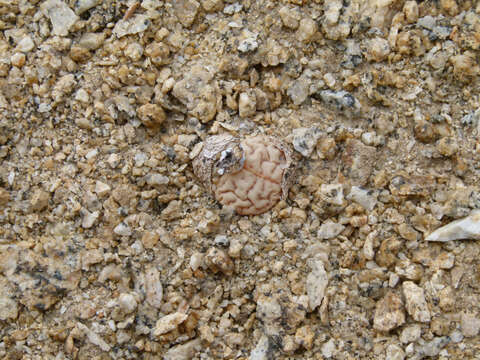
left=238, top=91, right=256, bottom=118
left=145, top=267, right=163, bottom=308
left=75, top=89, right=90, bottom=103
left=319, top=89, right=361, bottom=114
left=113, top=14, right=150, bottom=38
left=402, top=281, right=431, bottom=323
left=0, top=279, right=18, bottom=320
left=82, top=210, right=99, bottom=228
left=164, top=338, right=202, bottom=360
left=249, top=335, right=270, bottom=360
left=74, top=0, right=101, bottom=14
left=287, top=71, right=312, bottom=105
left=238, top=31, right=258, bottom=53
left=320, top=183, right=344, bottom=206
left=321, top=338, right=336, bottom=358
left=95, top=181, right=111, bottom=197
left=118, top=293, right=138, bottom=314
left=346, top=186, right=378, bottom=211
left=417, top=337, right=449, bottom=357
left=107, top=153, right=120, bottom=168
left=450, top=329, right=463, bottom=343
left=153, top=312, right=188, bottom=336
left=146, top=173, right=169, bottom=186
left=386, top=344, right=405, bottom=360
left=189, top=252, right=204, bottom=271
left=362, top=231, right=375, bottom=260
left=317, top=221, right=345, bottom=239
left=400, top=324, right=421, bottom=344
left=425, top=210, right=480, bottom=241
left=41, top=0, right=79, bottom=36
left=461, top=312, right=480, bottom=337
left=373, top=292, right=405, bottom=332
left=16, top=36, right=35, bottom=53
left=291, top=127, right=322, bottom=157
left=224, top=3, right=243, bottom=15
left=306, top=259, right=328, bottom=311
left=77, top=322, right=111, bottom=352
left=114, top=222, right=132, bottom=236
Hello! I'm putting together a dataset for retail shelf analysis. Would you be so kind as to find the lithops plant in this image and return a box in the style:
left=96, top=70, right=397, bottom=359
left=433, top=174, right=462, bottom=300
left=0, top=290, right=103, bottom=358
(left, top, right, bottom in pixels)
left=193, top=134, right=296, bottom=215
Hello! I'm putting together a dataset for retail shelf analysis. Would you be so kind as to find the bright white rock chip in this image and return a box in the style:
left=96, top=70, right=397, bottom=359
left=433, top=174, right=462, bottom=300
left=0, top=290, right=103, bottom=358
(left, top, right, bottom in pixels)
left=426, top=209, right=480, bottom=241
left=41, top=0, right=79, bottom=36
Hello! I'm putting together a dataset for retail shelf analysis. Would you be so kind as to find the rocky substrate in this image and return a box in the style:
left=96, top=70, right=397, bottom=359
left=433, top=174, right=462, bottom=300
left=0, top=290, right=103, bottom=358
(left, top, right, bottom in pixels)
left=1, top=0, right=480, bottom=359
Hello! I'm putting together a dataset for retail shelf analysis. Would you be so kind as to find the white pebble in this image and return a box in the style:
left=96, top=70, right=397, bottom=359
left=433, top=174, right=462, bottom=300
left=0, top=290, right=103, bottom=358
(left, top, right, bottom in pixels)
left=95, top=181, right=111, bottom=197
left=114, top=222, right=132, bottom=236
left=426, top=210, right=480, bottom=241
left=118, top=293, right=137, bottom=314
left=16, top=36, right=35, bottom=53
left=75, top=89, right=90, bottom=103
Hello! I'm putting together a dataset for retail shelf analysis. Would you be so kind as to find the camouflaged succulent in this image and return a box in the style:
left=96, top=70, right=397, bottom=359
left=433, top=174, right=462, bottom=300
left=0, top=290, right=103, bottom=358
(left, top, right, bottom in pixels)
left=193, top=134, right=296, bottom=215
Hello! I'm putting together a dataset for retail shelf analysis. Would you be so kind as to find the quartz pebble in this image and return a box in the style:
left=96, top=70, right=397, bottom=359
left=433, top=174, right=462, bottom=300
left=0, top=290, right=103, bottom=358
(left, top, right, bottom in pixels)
left=403, top=281, right=430, bottom=323
left=249, top=335, right=271, bottom=360
left=113, top=15, right=150, bottom=38
left=366, top=37, right=391, bottom=62
left=16, top=36, right=35, bottom=53
left=373, top=292, right=405, bottom=332
left=346, top=186, right=378, bottom=211
left=291, top=127, right=322, bottom=157
left=0, top=278, right=18, bottom=320
left=153, top=312, right=188, bottom=337
left=205, top=247, right=234, bottom=275
left=279, top=6, right=300, bottom=29
left=319, top=89, right=360, bottom=111
left=287, top=72, right=312, bottom=105
left=426, top=210, right=480, bottom=241
left=461, top=312, right=480, bottom=337
left=164, top=338, right=202, bottom=360
left=172, top=63, right=219, bottom=123
left=95, top=181, right=111, bottom=197
left=81, top=209, right=99, bottom=228
left=174, top=0, right=200, bottom=28
left=297, top=18, right=317, bottom=42
left=145, top=267, right=163, bottom=309
left=400, top=324, right=421, bottom=344
left=238, top=31, right=259, bottom=53
left=41, top=0, right=79, bottom=36
left=118, top=293, right=137, bottom=314
left=306, top=259, right=328, bottom=311
left=238, top=91, right=256, bottom=118
left=317, top=221, right=345, bottom=239
left=385, top=344, right=405, bottom=360
left=416, top=337, right=449, bottom=358
left=77, top=322, right=111, bottom=352
left=74, top=0, right=101, bottom=14
left=11, top=53, right=26, bottom=68
left=114, top=222, right=132, bottom=236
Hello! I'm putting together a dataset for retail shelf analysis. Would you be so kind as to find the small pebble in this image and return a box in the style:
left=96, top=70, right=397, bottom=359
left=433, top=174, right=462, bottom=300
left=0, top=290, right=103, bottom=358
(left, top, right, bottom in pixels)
left=403, top=281, right=431, bottom=323
left=118, top=293, right=137, bottom=314
left=16, top=36, right=35, bottom=53
left=11, top=53, right=26, bottom=68
left=114, top=222, right=132, bottom=236
left=153, top=312, right=188, bottom=337
left=41, top=0, right=79, bottom=36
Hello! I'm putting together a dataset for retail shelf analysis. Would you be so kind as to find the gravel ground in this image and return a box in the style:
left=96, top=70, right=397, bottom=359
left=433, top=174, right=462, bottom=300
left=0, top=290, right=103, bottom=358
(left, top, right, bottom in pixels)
left=1, top=0, right=480, bottom=359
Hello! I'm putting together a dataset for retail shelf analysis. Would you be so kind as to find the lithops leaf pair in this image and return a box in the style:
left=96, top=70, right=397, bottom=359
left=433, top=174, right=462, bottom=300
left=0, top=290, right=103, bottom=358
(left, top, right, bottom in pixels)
left=193, top=134, right=296, bottom=215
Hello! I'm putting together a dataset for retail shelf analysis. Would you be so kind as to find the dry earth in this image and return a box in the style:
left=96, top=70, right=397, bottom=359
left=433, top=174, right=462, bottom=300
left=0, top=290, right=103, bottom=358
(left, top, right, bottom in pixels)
left=1, top=0, right=480, bottom=359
